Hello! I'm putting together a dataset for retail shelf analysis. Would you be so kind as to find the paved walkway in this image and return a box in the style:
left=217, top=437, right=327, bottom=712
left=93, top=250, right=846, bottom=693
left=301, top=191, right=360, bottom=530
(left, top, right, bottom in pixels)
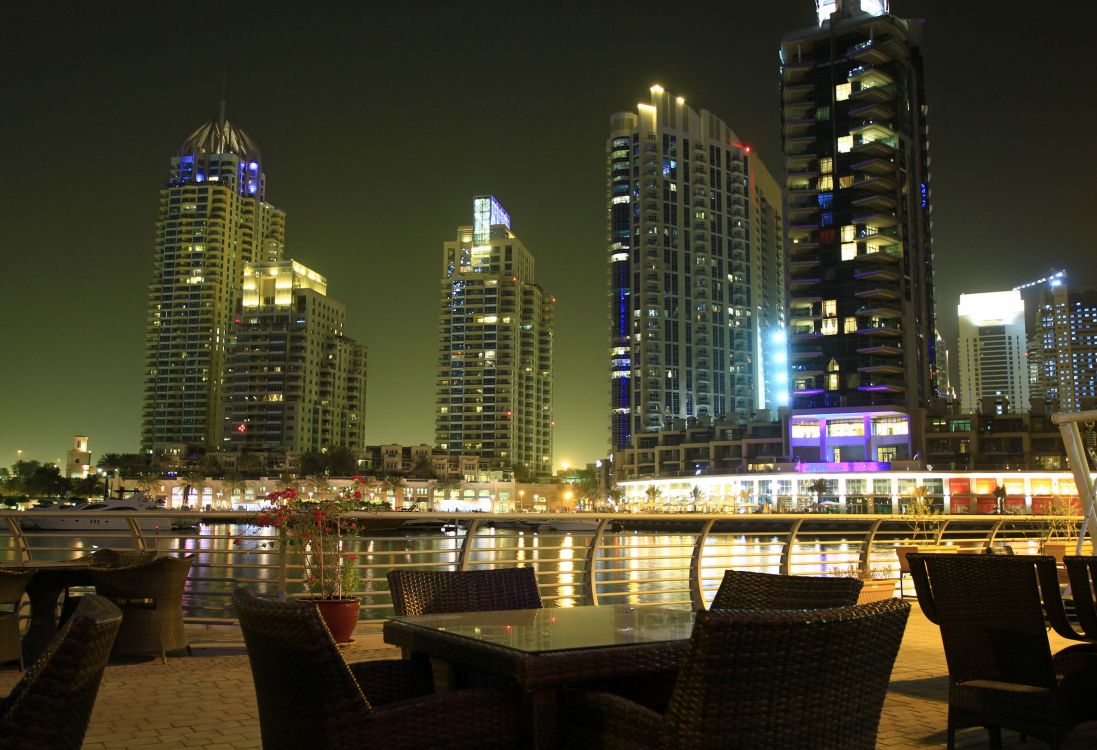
left=1, top=604, right=1095, bottom=748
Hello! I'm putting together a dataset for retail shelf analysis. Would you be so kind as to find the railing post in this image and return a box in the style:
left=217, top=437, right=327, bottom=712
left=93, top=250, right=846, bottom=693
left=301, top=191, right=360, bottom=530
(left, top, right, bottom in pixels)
left=780, top=519, right=805, bottom=575
left=986, top=518, right=1004, bottom=549
left=860, top=519, right=883, bottom=576
left=128, top=518, right=148, bottom=552
left=458, top=519, right=480, bottom=571
left=582, top=519, right=611, bottom=606
left=934, top=518, right=950, bottom=547
left=690, top=519, right=716, bottom=610
left=277, top=526, right=289, bottom=602
left=1054, top=415, right=1097, bottom=553
left=5, top=517, right=29, bottom=563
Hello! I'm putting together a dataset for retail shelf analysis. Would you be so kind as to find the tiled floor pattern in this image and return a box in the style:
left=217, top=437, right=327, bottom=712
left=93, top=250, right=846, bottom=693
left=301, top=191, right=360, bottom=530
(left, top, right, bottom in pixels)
left=1, top=603, right=1094, bottom=748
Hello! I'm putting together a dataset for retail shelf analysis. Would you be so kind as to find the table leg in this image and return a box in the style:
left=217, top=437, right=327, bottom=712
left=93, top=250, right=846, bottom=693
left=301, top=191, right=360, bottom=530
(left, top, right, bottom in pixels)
left=21, top=584, right=65, bottom=663
left=524, top=687, right=558, bottom=750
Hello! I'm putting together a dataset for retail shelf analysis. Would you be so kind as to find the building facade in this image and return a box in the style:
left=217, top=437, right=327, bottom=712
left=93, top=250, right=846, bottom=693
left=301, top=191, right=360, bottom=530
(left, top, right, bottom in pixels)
left=957, top=290, right=1029, bottom=414
left=1035, top=278, right=1097, bottom=412
left=434, top=196, right=554, bottom=478
left=142, top=110, right=285, bottom=452
left=221, top=260, right=367, bottom=453
left=781, top=0, right=935, bottom=460
left=607, top=86, right=786, bottom=453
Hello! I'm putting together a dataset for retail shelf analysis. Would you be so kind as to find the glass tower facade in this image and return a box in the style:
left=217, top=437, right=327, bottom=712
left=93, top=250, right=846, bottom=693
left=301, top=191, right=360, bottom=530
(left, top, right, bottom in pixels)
left=142, top=114, right=286, bottom=452
left=608, top=87, right=785, bottom=453
left=435, top=197, right=554, bottom=478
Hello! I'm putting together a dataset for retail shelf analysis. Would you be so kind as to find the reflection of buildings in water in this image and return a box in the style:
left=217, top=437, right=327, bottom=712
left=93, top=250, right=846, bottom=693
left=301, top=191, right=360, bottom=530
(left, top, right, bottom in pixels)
left=557, top=535, right=575, bottom=607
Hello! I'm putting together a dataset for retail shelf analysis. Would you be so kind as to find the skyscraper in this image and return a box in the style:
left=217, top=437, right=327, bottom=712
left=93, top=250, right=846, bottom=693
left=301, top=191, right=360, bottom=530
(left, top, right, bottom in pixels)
left=222, top=260, right=367, bottom=453
left=957, top=290, right=1029, bottom=414
left=607, top=86, right=785, bottom=453
left=142, top=107, right=285, bottom=453
left=782, top=0, right=936, bottom=463
left=435, top=196, right=554, bottom=478
left=1035, top=277, right=1097, bottom=412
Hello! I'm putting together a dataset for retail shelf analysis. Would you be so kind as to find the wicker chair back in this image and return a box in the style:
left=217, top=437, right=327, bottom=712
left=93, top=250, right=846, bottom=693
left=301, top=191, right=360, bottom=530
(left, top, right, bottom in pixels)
left=908, top=553, right=1059, bottom=688
left=661, top=599, right=909, bottom=750
left=0, top=595, right=121, bottom=750
left=710, top=569, right=863, bottom=610
left=90, top=554, right=193, bottom=662
left=387, top=567, right=542, bottom=616
left=1064, top=555, right=1097, bottom=639
left=233, top=587, right=372, bottom=746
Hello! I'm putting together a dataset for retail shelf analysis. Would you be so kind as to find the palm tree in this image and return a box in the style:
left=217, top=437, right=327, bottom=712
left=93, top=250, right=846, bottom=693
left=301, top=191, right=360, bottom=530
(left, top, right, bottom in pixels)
left=381, top=474, right=406, bottom=509
left=433, top=477, right=460, bottom=509
left=808, top=478, right=831, bottom=510
left=303, top=474, right=331, bottom=500
left=179, top=470, right=207, bottom=510
left=221, top=473, right=249, bottom=510
left=644, top=484, right=662, bottom=511
left=689, top=485, right=704, bottom=509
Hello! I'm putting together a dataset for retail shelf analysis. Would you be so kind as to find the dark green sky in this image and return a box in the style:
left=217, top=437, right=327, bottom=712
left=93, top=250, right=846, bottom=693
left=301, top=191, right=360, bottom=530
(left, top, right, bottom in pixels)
left=2, top=1, right=1095, bottom=467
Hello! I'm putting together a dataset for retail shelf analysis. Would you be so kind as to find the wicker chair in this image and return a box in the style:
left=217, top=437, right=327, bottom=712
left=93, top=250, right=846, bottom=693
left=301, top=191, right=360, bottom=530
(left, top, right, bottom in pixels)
left=233, top=586, right=520, bottom=750
left=62, top=549, right=159, bottom=621
left=709, top=568, right=863, bottom=610
left=0, top=569, right=35, bottom=670
left=560, top=599, right=910, bottom=750
left=0, top=595, right=122, bottom=749
left=1064, top=555, right=1097, bottom=640
left=90, top=554, right=193, bottom=663
left=387, top=567, right=542, bottom=616
left=907, top=553, right=1097, bottom=749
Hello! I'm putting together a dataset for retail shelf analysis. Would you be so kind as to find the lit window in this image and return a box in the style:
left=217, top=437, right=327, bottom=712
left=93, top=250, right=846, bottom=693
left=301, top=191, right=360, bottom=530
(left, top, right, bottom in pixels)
left=822, top=300, right=837, bottom=317
left=835, top=83, right=851, bottom=102
left=837, top=136, right=853, bottom=153
left=841, top=242, right=857, bottom=260
left=817, top=175, right=833, bottom=191
left=815, top=106, right=831, bottom=121
left=821, top=318, right=839, bottom=335
left=841, top=225, right=856, bottom=242
left=791, top=421, right=820, bottom=439
left=839, top=175, right=854, bottom=188
left=820, top=158, right=833, bottom=174
left=844, top=316, right=858, bottom=333
left=826, top=373, right=840, bottom=390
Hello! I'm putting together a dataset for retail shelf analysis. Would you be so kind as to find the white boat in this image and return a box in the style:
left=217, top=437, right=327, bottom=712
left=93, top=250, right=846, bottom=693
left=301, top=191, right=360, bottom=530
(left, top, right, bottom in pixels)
left=20, top=494, right=173, bottom=533
left=547, top=518, right=603, bottom=532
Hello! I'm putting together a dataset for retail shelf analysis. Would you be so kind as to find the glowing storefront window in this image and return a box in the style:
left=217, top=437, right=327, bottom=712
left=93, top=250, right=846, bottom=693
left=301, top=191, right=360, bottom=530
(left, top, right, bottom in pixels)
left=872, top=418, right=909, bottom=436
left=827, top=420, right=864, bottom=437
left=791, top=421, right=820, bottom=439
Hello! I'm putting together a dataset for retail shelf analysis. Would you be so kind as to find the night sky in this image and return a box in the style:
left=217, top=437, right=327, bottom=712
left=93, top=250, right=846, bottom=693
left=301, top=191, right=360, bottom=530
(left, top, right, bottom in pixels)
left=3, top=1, right=1095, bottom=468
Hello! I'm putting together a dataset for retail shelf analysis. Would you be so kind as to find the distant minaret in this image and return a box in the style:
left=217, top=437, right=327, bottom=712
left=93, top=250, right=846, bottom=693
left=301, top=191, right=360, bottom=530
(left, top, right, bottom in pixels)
left=65, top=435, right=91, bottom=478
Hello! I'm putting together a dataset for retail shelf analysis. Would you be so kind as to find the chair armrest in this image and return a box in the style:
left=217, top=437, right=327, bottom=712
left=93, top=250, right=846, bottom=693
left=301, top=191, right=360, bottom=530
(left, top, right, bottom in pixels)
left=559, top=688, right=665, bottom=749
left=369, top=688, right=520, bottom=746
left=349, top=658, right=434, bottom=705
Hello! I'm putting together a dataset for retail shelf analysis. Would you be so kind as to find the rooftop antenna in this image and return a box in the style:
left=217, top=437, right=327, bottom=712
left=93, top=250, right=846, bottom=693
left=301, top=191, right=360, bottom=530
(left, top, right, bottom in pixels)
left=218, top=72, right=227, bottom=124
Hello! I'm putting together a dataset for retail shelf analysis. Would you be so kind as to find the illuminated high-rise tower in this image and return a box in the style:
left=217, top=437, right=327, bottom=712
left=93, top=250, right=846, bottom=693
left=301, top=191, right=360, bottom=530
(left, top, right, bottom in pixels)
left=141, top=106, right=285, bottom=453
left=435, top=196, right=555, bottom=478
left=957, top=291, right=1029, bottom=414
left=607, top=87, right=785, bottom=453
left=782, top=1, right=936, bottom=463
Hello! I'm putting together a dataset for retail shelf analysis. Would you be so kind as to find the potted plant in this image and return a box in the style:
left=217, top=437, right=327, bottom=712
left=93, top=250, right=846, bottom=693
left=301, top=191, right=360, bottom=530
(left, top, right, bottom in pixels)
left=250, top=485, right=364, bottom=643
left=835, top=563, right=897, bottom=604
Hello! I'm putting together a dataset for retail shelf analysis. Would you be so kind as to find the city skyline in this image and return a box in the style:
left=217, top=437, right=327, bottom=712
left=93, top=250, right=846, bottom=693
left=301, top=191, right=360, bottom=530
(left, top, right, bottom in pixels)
left=3, top=2, right=1095, bottom=467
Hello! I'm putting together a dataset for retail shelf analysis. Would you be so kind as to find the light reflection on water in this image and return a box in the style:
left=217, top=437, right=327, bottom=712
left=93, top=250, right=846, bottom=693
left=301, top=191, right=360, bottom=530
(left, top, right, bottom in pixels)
left=3, top=524, right=875, bottom=620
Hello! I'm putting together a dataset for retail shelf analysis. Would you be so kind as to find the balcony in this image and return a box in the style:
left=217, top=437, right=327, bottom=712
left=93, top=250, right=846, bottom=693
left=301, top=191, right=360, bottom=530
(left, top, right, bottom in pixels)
left=851, top=135, right=897, bottom=159
left=849, top=100, right=895, bottom=121
left=785, top=151, right=816, bottom=173
left=853, top=209, right=898, bottom=227
left=788, top=240, right=820, bottom=257
left=786, top=202, right=819, bottom=222
left=848, top=82, right=895, bottom=104
left=849, top=65, right=895, bottom=89
left=857, top=359, right=905, bottom=375
left=788, top=275, right=821, bottom=292
left=849, top=38, right=891, bottom=65
left=855, top=322, right=903, bottom=337
left=784, top=134, right=817, bottom=155
left=853, top=174, right=896, bottom=193
left=781, top=60, right=814, bottom=83
left=851, top=156, right=896, bottom=176
left=857, top=376, right=906, bottom=393
left=856, top=343, right=902, bottom=356
left=788, top=258, right=820, bottom=274
left=783, top=115, right=815, bottom=138
left=782, top=82, right=813, bottom=104
left=851, top=192, right=897, bottom=211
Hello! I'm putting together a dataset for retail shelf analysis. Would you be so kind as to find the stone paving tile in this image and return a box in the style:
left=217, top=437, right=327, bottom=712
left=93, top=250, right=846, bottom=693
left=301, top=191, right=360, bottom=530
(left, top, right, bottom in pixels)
left=1, top=609, right=1095, bottom=748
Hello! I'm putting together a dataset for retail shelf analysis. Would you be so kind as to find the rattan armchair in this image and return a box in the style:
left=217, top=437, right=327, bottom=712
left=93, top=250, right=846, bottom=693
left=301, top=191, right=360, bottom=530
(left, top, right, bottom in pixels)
left=1064, top=555, right=1097, bottom=640
left=561, top=599, right=910, bottom=750
left=0, top=595, right=121, bottom=749
left=90, top=554, right=193, bottom=663
left=62, top=548, right=159, bottom=621
left=709, top=568, right=863, bottom=610
left=908, top=552, right=1097, bottom=749
left=387, top=567, right=542, bottom=616
left=233, top=586, right=520, bottom=750
left=0, top=569, right=34, bottom=670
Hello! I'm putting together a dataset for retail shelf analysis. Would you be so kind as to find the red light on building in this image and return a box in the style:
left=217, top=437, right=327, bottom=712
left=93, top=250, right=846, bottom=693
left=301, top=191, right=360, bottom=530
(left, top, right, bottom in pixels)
left=236, top=423, right=247, bottom=433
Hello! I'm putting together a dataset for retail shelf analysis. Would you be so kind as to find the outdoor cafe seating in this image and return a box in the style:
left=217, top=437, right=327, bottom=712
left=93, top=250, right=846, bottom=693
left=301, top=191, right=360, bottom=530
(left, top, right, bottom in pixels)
left=0, top=594, right=121, bottom=749
left=560, top=599, right=910, bottom=750
left=233, top=586, right=521, bottom=750
left=710, top=568, right=863, bottom=610
left=908, top=552, right=1097, bottom=749
left=387, top=567, right=543, bottom=617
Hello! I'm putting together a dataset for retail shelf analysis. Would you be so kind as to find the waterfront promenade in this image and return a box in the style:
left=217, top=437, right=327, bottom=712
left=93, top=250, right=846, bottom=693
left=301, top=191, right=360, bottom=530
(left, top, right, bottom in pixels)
left=2, top=602, right=1093, bottom=749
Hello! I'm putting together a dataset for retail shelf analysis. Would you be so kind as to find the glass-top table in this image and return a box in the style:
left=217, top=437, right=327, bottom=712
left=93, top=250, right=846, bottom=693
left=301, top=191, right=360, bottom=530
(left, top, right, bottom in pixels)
left=389, top=604, right=695, bottom=654
left=383, top=605, right=695, bottom=749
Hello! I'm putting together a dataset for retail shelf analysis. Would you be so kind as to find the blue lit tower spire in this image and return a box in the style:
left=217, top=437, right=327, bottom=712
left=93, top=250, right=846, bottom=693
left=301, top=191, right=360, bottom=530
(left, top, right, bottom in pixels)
left=141, top=106, right=286, bottom=453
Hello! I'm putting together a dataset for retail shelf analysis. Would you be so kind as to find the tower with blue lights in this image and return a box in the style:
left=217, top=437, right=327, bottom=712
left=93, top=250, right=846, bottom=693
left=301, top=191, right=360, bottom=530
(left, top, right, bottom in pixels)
left=141, top=106, right=286, bottom=453
left=781, top=0, right=936, bottom=464
left=607, top=87, right=786, bottom=453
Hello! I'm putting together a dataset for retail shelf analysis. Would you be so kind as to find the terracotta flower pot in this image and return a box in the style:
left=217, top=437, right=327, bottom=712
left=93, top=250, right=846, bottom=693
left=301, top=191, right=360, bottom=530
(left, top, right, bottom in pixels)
left=301, top=597, right=360, bottom=643
left=857, top=578, right=897, bottom=604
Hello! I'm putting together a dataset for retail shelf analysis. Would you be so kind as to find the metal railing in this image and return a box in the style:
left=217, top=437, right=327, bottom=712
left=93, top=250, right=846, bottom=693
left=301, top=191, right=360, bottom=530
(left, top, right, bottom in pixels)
left=3, top=511, right=1090, bottom=629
